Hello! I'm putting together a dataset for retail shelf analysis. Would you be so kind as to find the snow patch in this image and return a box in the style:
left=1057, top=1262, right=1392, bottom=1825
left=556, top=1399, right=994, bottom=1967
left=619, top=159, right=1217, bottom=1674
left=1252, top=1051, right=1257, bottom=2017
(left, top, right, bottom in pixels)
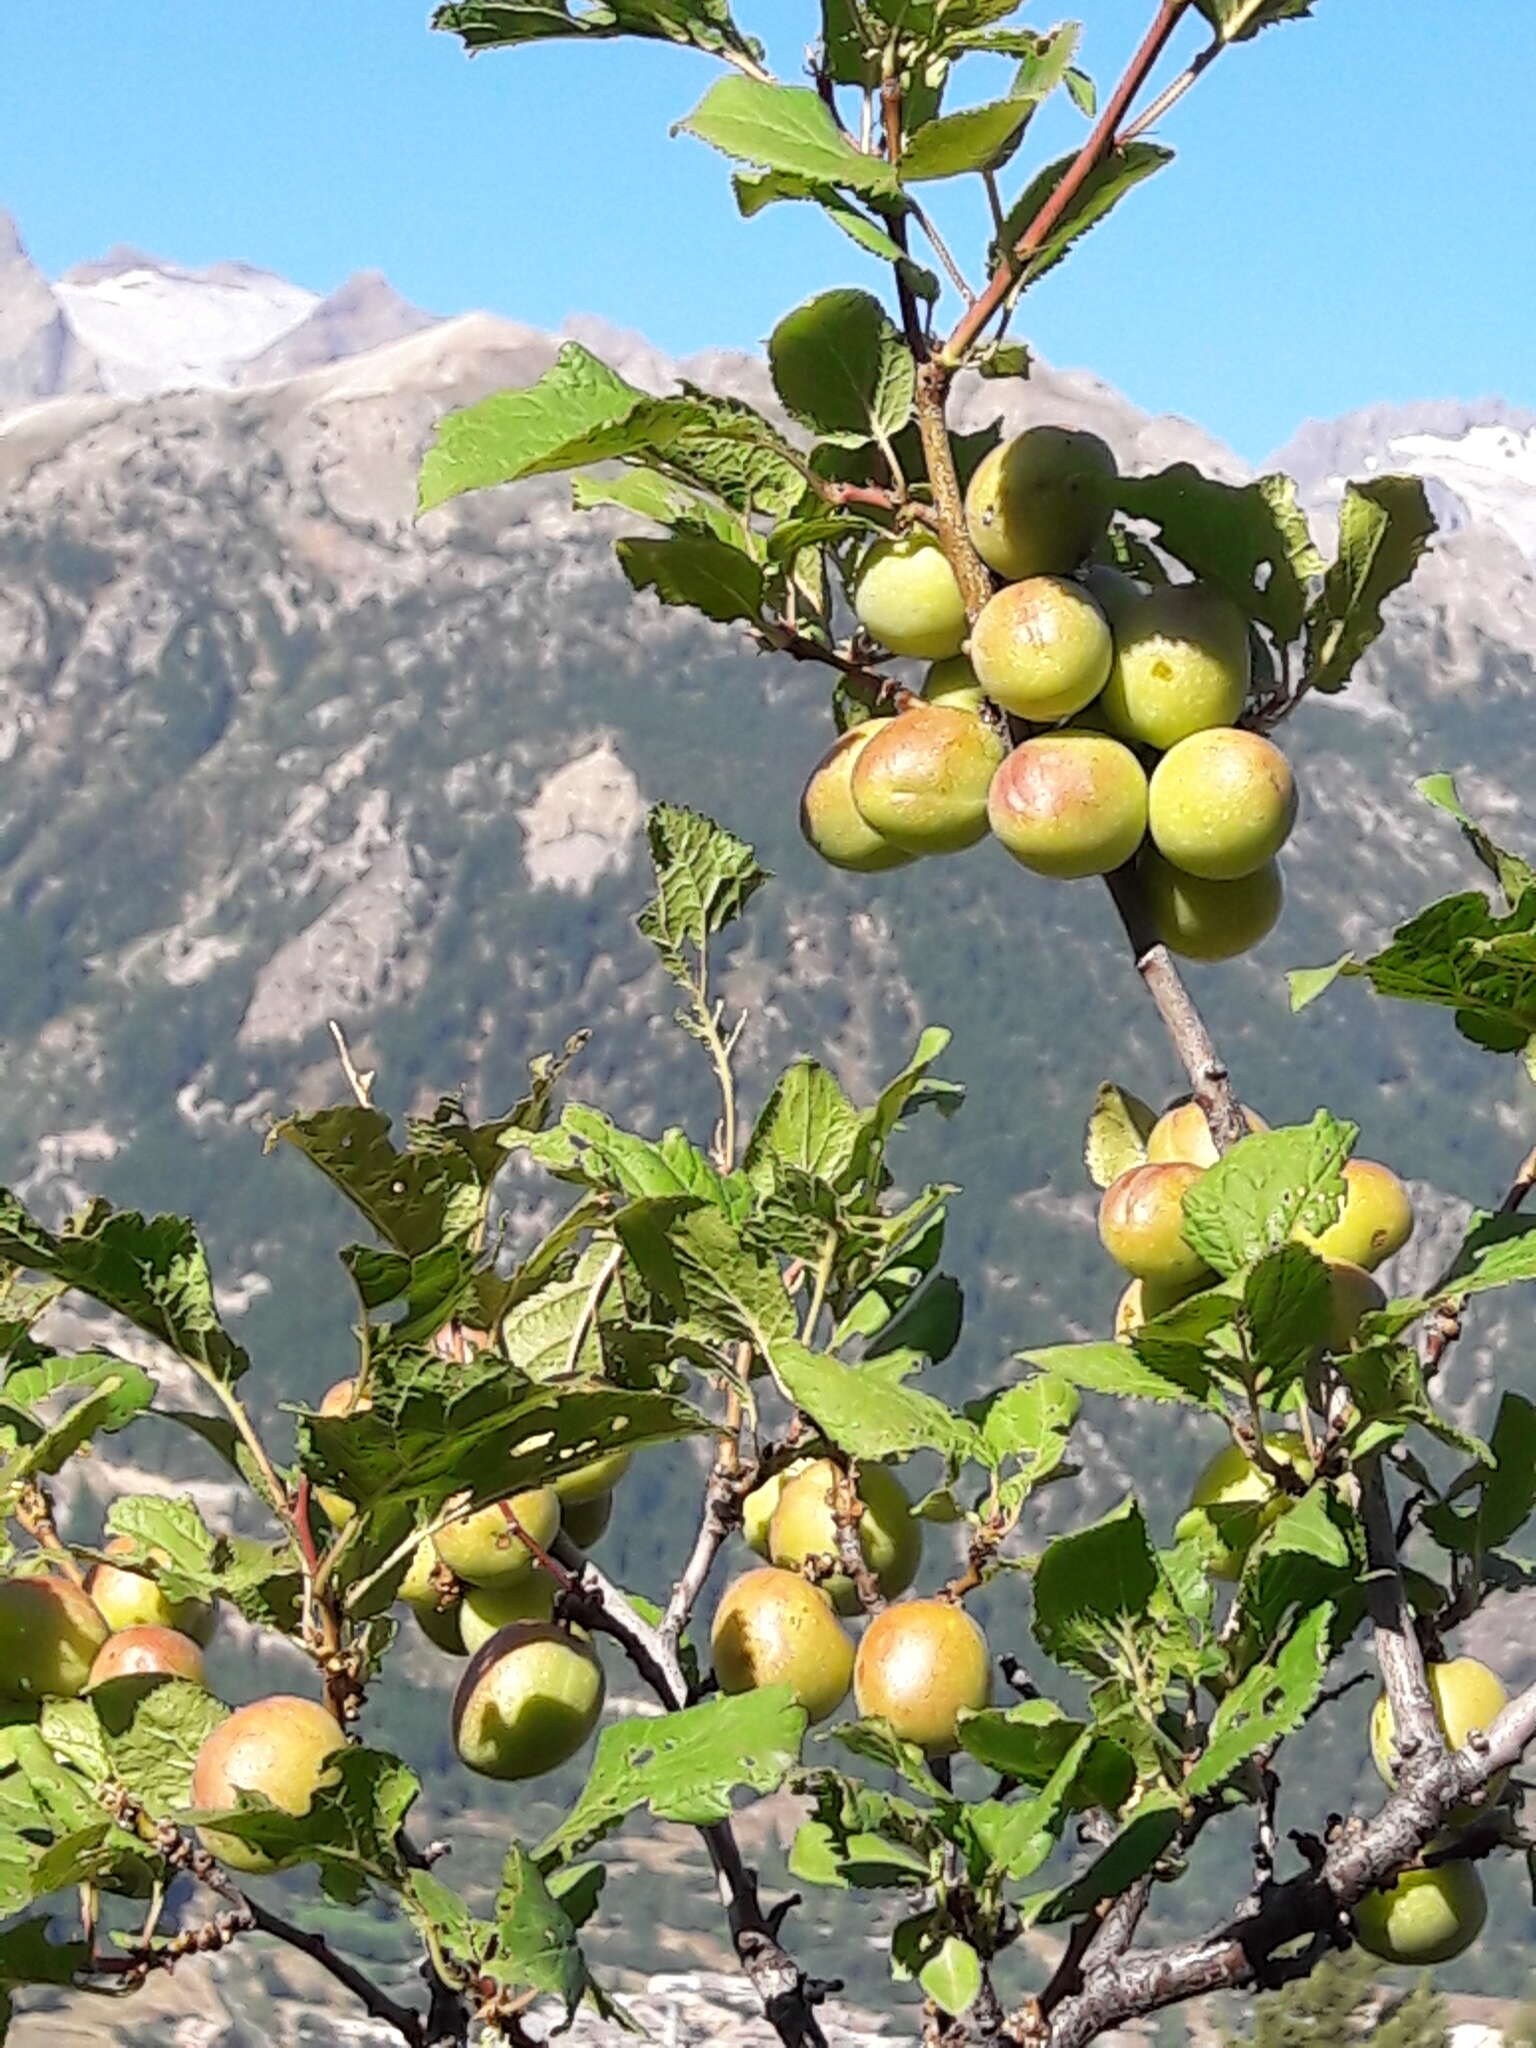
left=54, top=260, right=317, bottom=396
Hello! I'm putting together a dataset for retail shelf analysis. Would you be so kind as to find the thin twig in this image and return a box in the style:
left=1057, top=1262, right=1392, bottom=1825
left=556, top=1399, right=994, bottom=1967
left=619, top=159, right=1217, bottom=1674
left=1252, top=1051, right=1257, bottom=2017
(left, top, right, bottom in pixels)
left=328, top=1020, right=376, bottom=1108
left=941, top=0, right=1192, bottom=367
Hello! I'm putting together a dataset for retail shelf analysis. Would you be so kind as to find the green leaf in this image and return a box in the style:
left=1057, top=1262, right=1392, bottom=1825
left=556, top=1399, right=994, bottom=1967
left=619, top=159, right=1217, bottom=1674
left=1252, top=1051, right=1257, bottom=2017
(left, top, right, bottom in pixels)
left=920, top=1935, right=982, bottom=2017
left=828, top=1717, right=951, bottom=1800
left=572, top=464, right=747, bottom=548
left=432, top=0, right=766, bottom=67
left=1032, top=1791, right=1181, bottom=1924
left=773, top=1339, right=978, bottom=1461
left=677, top=77, right=899, bottom=197
left=1288, top=955, right=1352, bottom=1012
left=1033, top=1498, right=1159, bottom=1677
left=182, top=1746, right=417, bottom=1901
left=540, top=1687, right=805, bottom=1859
left=490, top=1845, right=590, bottom=2019
left=1425, top=1392, right=1536, bottom=1553
left=0, top=1917, right=88, bottom=1992
left=636, top=804, right=769, bottom=979
left=419, top=348, right=801, bottom=517
left=850, top=1027, right=962, bottom=1192
left=768, top=289, right=913, bottom=444
left=1305, top=476, right=1435, bottom=694
left=1242, top=1243, right=1332, bottom=1391
left=975, top=1373, right=1079, bottom=1480
left=62, top=1678, right=228, bottom=1819
left=0, top=1350, right=154, bottom=1483
left=734, top=171, right=910, bottom=267
left=745, top=1060, right=863, bottom=1195
left=1180, top=1114, right=1356, bottom=1276
left=419, top=343, right=639, bottom=511
left=618, top=532, right=764, bottom=623
left=1019, top=1339, right=1210, bottom=1407
left=1416, top=774, right=1536, bottom=909
left=1193, top=0, right=1314, bottom=42
left=1114, top=468, right=1323, bottom=643
left=1297, top=891, right=1536, bottom=1059
left=615, top=1199, right=795, bottom=1352
left=991, top=143, right=1171, bottom=292
left=1083, top=1081, right=1157, bottom=1191
left=1185, top=1604, right=1332, bottom=1797
left=958, top=1699, right=1134, bottom=1813
left=901, top=99, right=1035, bottom=182
left=0, top=1198, right=250, bottom=1386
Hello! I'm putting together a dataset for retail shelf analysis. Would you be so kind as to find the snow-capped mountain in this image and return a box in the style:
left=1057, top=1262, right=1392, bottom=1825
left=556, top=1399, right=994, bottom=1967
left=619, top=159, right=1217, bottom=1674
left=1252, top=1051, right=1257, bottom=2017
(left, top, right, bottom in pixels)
left=1271, top=397, right=1536, bottom=557
left=0, top=212, right=437, bottom=404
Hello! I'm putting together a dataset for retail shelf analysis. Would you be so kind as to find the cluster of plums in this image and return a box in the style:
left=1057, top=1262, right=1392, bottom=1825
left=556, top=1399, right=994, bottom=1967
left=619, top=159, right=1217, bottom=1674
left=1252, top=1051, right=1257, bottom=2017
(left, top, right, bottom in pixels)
left=800, top=426, right=1296, bottom=962
left=318, top=1373, right=625, bottom=1785
left=712, top=1456, right=992, bottom=1755
left=1104, top=1099, right=1413, bottom=1360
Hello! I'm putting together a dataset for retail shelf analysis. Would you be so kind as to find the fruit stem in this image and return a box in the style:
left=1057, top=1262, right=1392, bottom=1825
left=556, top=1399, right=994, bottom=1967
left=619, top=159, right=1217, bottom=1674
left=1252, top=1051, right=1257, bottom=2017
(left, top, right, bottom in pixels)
left=939, top=0, right=1193, bottom=369
left=913, top=361, right=994, bottom=620
left=15, top=1481, right=87, bottom=1587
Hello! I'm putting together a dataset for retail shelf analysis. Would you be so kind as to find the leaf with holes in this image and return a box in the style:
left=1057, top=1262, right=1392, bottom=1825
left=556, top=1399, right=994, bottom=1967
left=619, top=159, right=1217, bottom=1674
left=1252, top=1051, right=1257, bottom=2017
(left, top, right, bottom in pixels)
left=636, top=805, right=769, bottom=980
left=1115, top=468, right=1322, bottom=643
left=1033, top=1499, right=1160, bottom=1678
left=180, top=1747, right=418, bottom=1903
left=539, top=1687, right=806, bottom=1859
left=1180, top=1114, right=1355, bottom=1276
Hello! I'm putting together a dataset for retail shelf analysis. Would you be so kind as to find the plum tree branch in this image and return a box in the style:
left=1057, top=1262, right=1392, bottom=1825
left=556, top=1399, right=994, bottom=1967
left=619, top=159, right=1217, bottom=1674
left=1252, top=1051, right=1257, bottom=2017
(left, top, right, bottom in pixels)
left=1102, top=866, right=1248, bottom=1150
left=549, top=1535, right=829, bottom=2048
left=1034, top=1680, right=1536, bottom=2047
left=940, top=0, right=1192, bottom=369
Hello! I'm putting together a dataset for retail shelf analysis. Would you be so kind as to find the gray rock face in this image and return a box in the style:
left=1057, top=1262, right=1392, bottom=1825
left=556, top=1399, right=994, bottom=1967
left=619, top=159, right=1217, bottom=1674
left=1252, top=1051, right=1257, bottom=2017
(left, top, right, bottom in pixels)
left=0, top=211, right=102, bottom=407
left=242, top=271, right=437, bottom=384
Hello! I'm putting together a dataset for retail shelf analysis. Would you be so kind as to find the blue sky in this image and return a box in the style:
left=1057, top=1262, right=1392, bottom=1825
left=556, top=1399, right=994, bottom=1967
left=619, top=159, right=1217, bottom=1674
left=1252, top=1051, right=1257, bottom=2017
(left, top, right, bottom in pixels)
left=2, top=2, right=1532, bottom=461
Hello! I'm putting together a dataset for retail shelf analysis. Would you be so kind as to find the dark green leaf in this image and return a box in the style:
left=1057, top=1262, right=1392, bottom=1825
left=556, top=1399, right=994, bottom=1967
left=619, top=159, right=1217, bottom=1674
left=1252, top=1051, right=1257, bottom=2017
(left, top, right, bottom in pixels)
left=958, top=1699, right=1134, bottom=1813
left=432, top=0, right=765, bottom=67
left=1242, top=1243, right=1331, bottom=1392
left=1425, top=1394, right=1536, bottom=1553
left=490, top=1845, right=590, bottom=2019
left=1019, top=1339, right=1210, bottom=1407
left=618, top=532, right=765, bottom=623
left=1033, top=1498, right=1159, bottom=1677
left=1032, top=1792, right=1181, bottom=1923
left=1193, top=0, right=1314, bottom=42
left=768, top=289, right=913, bottom=443
left=994, top=143, right=1171, bottom=290
left=1115, top=468, right=1322, bottom=643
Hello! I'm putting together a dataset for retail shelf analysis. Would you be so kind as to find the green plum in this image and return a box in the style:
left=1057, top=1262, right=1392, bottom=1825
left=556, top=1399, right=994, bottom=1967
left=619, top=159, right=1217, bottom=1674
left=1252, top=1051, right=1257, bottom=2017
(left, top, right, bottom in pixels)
left=1141, top=851, right=1283, bottom=961
left=963, top=425, right=1117, bottom=581
left=853, top=1599, right=992, bottom=1755
left=1370, top=1657, right=1509, bottom=1804
left=460, top=1574, right=559, bottom=1656
left=191, top=1695, right=346, bottom=1873
left=849, top=706, right=1006, bottom=856
left=452, top=1623, right=605, bottom=1781
left=852, top=534, right=968, bottom=660
left=969, top=575, right=1113, bottom=721
left=554, top=1447, right=632, bottom=1507
left=768, top=1459, right=921, bottom=1616
left=1099, top=583, right=1250, bottom=749
left=434, top=1488, right=561, bottom=1589
left=711, top=1566, right=854, bottom=1725
left=561, top=1491, right=615, bottom=1551
left=800, top=725, right=916, bottom=874
left=1299, top=1159, right=1414, bottom=1271
left=0, top=1577, right=110, bottom=1701
left=87, top=1536, right=215, bottom=1645
left=987, top=732, right=1148, bottom=879
left=921, top=654, right=985, bottom=713
left=1098, top=1162, right=1211, bottom=1288
left=1146, top=1099, right=1267, bottom=1169
left=1148, top=728, right=1297, bottom=879
left=742, top=1459, right=813, bottom=1558
left=1354, top=1862, right=1487, bottom=1966
left=1175, top=1434, right=1311, bottom=1579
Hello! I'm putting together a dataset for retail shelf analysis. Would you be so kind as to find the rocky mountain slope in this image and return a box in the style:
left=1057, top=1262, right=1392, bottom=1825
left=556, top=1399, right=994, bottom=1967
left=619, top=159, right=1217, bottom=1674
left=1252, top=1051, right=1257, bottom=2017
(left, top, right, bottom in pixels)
left=4, top=226, right=1536, bottom=2036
